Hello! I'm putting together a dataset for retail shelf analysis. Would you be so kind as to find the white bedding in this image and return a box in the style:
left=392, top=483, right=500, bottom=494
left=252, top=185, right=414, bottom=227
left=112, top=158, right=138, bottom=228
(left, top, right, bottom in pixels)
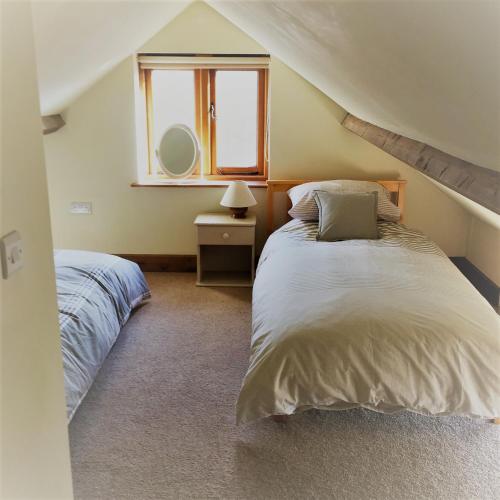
left=237, top=220, right=500, bottom=423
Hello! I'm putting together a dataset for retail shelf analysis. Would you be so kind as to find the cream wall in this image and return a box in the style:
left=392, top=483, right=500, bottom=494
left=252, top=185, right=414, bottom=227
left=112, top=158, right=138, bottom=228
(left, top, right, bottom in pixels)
left=44, top=2, right=474, bottom=263
left=268, top=57, right=472, bottom=256
left=1, top=2, right=73, bottom=498
left=467, top=218, right=500, bottom=285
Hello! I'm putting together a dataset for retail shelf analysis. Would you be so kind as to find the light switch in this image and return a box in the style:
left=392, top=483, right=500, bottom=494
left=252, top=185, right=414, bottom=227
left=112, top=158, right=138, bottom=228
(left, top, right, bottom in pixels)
left=1, top=230, right=24, bottom=279
left=70, top=202, right=92, bottom=214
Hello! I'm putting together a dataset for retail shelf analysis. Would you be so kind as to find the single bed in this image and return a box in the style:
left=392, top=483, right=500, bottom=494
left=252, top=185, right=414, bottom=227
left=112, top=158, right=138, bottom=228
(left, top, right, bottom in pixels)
left=236, top=180, right=500, bottom=424
left=54, top=250, right=150, bottom=420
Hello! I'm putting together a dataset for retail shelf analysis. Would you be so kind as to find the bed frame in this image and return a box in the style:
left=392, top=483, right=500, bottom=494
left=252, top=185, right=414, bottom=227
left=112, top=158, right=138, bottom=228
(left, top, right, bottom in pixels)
left=266, top=179, right=407, bottom=234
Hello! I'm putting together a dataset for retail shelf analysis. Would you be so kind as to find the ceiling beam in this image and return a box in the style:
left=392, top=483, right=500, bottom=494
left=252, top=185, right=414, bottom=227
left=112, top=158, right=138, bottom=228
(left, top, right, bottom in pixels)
left=343, top=114, right=499, bottom=215
left=41, top=114, right=65, bottom=135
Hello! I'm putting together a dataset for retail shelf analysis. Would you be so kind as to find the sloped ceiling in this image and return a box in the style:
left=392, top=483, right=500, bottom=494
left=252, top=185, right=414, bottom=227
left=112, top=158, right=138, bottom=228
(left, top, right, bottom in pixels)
left=32, top=0, right=190, bottom=115
left=32, top=1, right=499, bottom=184
left=209, top=0, right=500, bottom=173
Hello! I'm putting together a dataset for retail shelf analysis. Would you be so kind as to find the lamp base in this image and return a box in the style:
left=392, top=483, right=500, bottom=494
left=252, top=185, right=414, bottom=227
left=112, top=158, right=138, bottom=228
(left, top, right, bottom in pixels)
left=229, top=207, right=248, bottom=219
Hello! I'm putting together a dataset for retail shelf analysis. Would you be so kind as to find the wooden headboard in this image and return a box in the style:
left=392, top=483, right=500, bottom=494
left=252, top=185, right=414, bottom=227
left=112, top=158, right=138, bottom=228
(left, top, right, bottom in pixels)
left=266, top=179, right=407, bottom=234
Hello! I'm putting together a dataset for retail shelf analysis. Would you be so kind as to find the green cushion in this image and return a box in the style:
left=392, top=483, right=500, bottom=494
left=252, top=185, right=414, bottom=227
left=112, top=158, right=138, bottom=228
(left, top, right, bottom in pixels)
left=313, top=190, right=379, bottom=241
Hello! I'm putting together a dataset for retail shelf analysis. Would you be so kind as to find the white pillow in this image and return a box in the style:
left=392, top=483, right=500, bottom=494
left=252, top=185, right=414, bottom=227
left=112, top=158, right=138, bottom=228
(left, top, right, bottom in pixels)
left=288, top=180, right=401, bottom=222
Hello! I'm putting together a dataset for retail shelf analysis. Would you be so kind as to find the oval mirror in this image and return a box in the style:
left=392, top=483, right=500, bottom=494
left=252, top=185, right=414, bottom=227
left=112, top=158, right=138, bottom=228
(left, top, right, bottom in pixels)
left=155, top=124, right=200, bottom=178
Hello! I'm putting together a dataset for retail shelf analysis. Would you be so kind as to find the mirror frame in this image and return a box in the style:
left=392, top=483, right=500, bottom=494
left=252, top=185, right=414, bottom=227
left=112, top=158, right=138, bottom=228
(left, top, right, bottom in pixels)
left=155, top=124, right=200, bottom=179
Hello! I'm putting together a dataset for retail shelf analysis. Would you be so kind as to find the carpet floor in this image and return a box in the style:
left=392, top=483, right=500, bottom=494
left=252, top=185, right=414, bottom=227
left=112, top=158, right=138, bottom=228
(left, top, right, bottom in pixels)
left=69, top=273, right=500, bottom=500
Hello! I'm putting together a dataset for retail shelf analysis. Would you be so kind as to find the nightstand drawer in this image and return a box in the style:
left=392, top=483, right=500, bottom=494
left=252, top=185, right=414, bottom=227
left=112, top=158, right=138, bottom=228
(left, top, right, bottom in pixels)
left=198, top=225, right=255, bottom=246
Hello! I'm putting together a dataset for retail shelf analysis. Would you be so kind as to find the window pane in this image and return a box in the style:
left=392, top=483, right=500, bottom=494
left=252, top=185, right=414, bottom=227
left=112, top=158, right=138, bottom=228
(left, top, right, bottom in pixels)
left=151, top=70, right=195, bottom=172
left=216, top=71, right=258, bottom=168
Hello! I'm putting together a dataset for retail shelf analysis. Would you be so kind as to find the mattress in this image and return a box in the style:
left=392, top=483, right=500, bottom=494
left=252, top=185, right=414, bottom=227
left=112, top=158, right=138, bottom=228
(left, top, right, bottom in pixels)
left=237, top=220, right=500, bottom=423
left=54, top=250, right=150, bottom=420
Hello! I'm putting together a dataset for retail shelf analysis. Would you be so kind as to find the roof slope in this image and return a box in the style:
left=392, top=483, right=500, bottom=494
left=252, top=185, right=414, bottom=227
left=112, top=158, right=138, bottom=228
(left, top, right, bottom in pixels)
left=209, top=0, right=500, bottom=173
left=32, top=0, right=190, bottom=115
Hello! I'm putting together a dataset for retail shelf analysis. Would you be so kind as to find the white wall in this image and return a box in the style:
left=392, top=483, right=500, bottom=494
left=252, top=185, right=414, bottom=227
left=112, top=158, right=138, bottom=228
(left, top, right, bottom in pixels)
left=467, top=218, right=500, bottom=285
left=43, top=1, right=479, bottom=266
left=0, top=2, right=73, bottom=498
left=425, top=180, right=500, bottom=284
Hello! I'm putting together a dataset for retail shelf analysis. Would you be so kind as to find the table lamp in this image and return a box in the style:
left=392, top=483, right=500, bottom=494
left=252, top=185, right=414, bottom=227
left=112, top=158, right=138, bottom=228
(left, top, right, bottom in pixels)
left=220, top=181, right=257, bottom=218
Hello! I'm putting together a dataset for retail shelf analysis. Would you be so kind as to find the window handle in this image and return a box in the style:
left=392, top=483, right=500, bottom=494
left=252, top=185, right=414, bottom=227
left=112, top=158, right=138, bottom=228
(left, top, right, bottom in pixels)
left=209, top=102, right=216, bottom=120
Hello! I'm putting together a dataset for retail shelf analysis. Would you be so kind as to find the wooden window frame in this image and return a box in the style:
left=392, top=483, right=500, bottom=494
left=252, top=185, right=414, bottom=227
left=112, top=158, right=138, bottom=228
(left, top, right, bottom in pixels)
left=208, top=68, right=267, bottom=176
left=140, top=65, right=268, bottom=181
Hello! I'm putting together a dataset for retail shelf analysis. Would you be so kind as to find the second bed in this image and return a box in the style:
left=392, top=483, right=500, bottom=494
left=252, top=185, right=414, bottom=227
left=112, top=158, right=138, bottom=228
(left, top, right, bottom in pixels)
left=237, top=180, right=500, bottom=424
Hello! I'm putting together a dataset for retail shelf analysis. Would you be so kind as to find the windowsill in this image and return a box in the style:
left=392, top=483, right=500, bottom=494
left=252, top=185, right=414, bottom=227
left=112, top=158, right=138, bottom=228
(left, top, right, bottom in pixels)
left=131, top=179, right=268, bottom=188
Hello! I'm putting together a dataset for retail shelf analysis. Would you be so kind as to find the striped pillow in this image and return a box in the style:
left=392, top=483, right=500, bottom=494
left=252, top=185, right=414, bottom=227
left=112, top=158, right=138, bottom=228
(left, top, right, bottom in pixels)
left=288, top=180, right=401, bottom=222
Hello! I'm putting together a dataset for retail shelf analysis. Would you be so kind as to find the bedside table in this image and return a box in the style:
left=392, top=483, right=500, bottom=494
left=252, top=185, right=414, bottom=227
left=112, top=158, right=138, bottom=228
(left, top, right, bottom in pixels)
left=194, top=212, right=256, bottom=287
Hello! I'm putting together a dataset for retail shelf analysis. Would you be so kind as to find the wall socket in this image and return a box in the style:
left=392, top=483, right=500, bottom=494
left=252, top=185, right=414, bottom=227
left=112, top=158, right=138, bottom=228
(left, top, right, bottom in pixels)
left=70, top=202, right=92, bottom=214
left=1, top=230, right=23, bottom=279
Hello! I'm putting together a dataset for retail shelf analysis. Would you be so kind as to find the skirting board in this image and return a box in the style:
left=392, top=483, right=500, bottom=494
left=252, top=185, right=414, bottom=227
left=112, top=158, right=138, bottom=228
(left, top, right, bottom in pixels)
left=117, top=254, right=196, bottom=272
left=450, top=257, right=499, bottom=308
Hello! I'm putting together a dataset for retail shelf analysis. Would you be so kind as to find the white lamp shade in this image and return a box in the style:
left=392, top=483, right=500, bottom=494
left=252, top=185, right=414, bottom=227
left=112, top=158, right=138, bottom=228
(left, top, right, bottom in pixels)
left=220, top=181, right=257, bottom=208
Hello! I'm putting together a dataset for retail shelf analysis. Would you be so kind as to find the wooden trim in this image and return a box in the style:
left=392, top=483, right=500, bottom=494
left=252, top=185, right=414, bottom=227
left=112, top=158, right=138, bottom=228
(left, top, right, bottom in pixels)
left=216, top=166, right=260, bottom=174
left=209, top=68, right=267, bottom=177
left=343, top=113, right=500, bottom=215
left=131, top=180, right=267, bottom=188
left=266, top=179, right=407, bottom=234
left=141, top=63, right=269, bottom=182
left=199, top=69, right=210, bottom=175
left=134, top=173, right=267, bottom=183
left=201, top=174, right=267, bottom=181
left=262, top=68, right=270, bottom=176
left=143, top=68, right=154, bottom=176
left=139, top=53, right=270, bottom=58
left=138, top=55, right=270, bottom=72
left=193, top=69, right=202, bottom=175
left=209, top=69, right=217, bottom=174
left=116, top=254, right=196, bottom=272
left=257, top=68, right=267, bottom=178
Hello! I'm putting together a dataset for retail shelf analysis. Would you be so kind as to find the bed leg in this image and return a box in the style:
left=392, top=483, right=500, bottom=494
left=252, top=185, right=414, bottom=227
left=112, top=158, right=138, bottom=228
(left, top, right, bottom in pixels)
left=492, top=418, right=500, bottom=424
left=271, top=415, right=288, bottom=423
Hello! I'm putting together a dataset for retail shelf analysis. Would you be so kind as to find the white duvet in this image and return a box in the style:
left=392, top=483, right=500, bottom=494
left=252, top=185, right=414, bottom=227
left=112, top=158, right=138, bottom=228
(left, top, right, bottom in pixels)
left=237, top=220, right=500, bottom=423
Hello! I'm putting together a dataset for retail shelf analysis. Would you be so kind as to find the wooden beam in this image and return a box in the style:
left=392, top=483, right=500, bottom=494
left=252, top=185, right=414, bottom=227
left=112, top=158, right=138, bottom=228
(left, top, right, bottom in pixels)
left=41, top=114, right=65, bottom=135
left=342, top=114, right=500, bottom=215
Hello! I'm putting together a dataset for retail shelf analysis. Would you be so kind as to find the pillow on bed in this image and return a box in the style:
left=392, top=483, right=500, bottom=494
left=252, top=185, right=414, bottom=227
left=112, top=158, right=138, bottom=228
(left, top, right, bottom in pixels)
left=288, top=180, right=400, bottom=222
left=313, top=190, right=379, bottom=241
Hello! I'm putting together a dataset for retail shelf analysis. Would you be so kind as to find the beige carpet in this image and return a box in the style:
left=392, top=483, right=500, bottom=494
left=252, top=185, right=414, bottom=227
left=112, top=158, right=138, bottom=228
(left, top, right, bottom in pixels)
left=69, top=273, right=500, bottom=500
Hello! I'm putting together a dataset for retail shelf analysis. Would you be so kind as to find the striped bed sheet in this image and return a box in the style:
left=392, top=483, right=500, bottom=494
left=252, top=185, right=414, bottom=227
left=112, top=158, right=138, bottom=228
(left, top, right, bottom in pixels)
left=55, top=250, right=150, bottom=421
left=261, top=219, right=445, bottom=257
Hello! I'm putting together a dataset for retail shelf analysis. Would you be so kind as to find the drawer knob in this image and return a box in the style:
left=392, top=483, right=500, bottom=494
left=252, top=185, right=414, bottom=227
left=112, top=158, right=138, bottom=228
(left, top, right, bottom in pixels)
left=222, top=232, right=230, bottom=240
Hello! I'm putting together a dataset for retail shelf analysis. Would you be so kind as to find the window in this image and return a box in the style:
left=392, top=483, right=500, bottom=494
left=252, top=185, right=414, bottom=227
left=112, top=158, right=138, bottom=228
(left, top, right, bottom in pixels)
left=138, top=55, right=269, bottom=181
